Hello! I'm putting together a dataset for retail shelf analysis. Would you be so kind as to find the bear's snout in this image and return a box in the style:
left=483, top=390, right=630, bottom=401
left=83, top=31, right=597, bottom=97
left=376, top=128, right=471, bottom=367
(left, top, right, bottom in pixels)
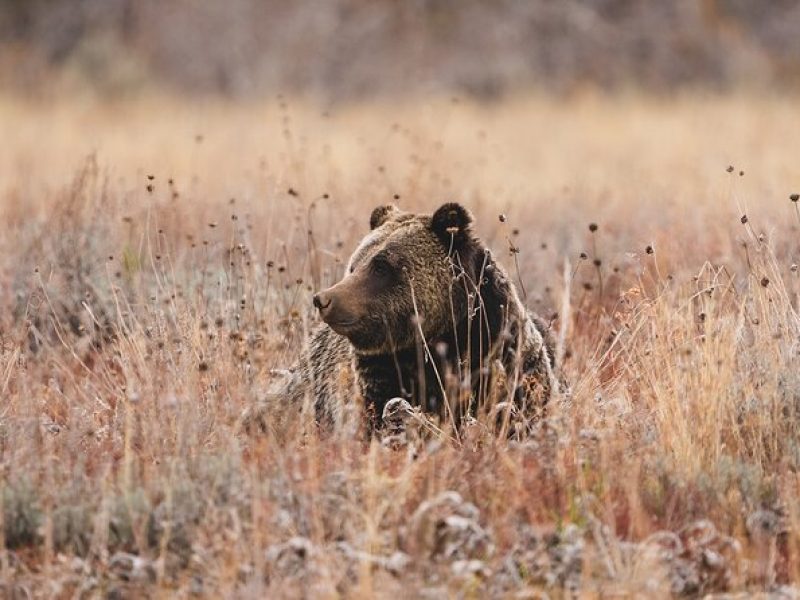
left=313, top=292, right=332, bottom=312
left=313, top=286, right=360, bottom=332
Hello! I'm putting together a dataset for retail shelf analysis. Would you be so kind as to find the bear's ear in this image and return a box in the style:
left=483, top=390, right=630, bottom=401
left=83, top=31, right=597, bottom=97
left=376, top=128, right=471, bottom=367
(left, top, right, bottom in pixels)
left=370, top=204, right=400, bottom=230
left=431, top=202, right=473, bottom=247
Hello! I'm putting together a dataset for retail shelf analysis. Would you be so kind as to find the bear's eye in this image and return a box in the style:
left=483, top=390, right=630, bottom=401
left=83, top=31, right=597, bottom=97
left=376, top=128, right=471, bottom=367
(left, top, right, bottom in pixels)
left=371, top=255, right=394, bottom=276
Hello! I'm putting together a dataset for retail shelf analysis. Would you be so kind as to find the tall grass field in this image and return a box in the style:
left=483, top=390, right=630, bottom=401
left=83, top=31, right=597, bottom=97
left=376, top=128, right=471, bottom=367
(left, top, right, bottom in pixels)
left=2, top=93, right=800, bottom=597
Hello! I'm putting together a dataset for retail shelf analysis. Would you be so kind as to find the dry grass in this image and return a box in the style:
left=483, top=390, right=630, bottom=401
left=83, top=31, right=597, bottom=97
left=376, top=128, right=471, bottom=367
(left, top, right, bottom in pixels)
left=2, top=92, right=800, bottom=597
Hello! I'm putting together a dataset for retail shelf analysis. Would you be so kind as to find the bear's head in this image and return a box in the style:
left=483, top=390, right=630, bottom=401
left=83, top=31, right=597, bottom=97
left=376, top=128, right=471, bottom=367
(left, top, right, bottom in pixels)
left=313, top=203, right=510, bottom=355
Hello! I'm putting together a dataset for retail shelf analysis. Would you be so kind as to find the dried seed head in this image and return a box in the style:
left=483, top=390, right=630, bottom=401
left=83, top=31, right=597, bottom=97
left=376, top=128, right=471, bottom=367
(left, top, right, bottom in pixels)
left=645, top=245, right=654, bottom=255
left=740, top=215, right=748, bottom=224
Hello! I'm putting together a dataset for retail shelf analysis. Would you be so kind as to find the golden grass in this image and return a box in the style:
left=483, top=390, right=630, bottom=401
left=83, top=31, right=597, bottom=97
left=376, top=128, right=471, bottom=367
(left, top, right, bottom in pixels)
left=1, top=91, right=800, bottom=596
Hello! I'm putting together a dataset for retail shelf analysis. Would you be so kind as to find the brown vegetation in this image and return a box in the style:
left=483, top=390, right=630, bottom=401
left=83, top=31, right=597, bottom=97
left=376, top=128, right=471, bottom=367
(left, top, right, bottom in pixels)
left=3, top=1, right=800, bottom=99
left=1, top=92, right=800, bottom=596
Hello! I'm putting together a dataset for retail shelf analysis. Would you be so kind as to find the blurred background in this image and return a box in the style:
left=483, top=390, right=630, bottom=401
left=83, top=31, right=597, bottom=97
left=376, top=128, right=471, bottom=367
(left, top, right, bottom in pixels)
left=2, top=0, right=800, bottom=101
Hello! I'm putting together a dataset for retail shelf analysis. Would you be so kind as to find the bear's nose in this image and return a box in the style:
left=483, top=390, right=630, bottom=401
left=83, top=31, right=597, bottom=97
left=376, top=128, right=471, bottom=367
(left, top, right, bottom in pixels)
left=313, top=292, right=332, bottom=312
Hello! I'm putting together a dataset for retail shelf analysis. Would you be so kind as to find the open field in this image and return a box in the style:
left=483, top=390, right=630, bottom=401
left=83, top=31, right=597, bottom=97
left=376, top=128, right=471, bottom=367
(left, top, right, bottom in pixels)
left=2, top=92, right=800, bottom=597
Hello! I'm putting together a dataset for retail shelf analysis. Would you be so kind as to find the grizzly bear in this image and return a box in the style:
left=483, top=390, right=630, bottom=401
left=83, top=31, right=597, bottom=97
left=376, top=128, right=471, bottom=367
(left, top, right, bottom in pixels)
left=245, top=202, right=557, bottom=433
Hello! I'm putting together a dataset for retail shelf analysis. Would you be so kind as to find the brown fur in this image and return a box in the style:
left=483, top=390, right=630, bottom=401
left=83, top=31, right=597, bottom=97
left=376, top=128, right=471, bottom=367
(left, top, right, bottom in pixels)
left=243, top=203, right=558, bottom=434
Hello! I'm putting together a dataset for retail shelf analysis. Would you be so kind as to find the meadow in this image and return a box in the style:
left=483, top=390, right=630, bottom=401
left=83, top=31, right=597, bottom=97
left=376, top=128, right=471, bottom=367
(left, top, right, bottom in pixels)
left=2, top=92, right=800, bottom=597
